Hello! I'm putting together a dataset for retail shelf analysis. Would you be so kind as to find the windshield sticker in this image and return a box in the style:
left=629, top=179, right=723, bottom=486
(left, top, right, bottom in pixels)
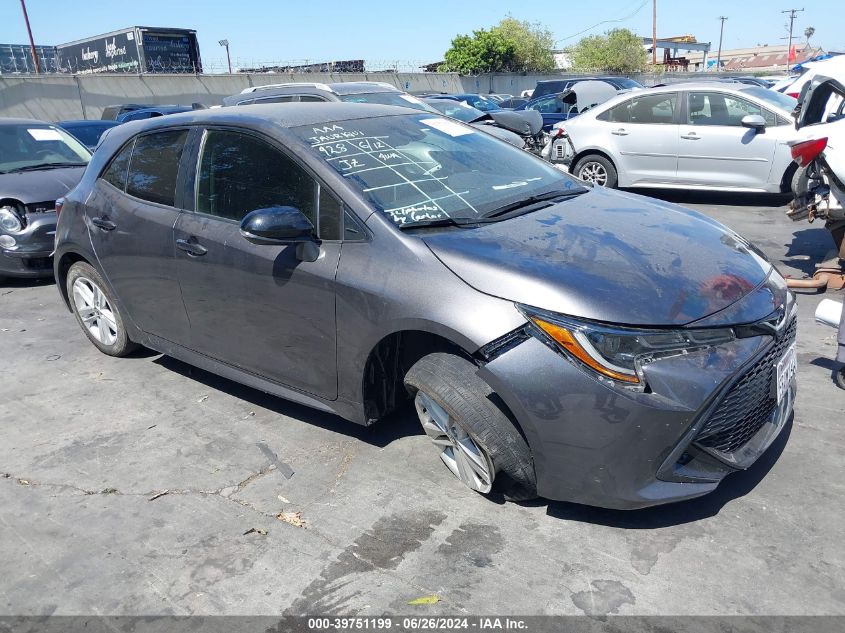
left=420, top=118, right=473, bottom=137
left=27, top=128, right=63, bottom=141
left=385, top=203, right=449, bottom=226
left=399, top=94, right=424, bottom=104
left=492, top=177, right=543, bottom=190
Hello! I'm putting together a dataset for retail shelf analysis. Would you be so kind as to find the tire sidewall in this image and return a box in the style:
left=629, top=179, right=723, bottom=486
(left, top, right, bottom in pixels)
left=66, top=262, right=133, bottom=356
left=575, top=155, right=618, bottom=188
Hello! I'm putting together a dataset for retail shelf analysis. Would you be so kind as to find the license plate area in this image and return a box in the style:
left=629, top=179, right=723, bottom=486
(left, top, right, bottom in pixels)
left=776, top=343, right=797, bottom=404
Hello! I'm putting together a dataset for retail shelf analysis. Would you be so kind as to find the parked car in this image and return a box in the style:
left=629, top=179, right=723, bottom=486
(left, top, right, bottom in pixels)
left=532, top=76, right=643, bottom=100
left=515, top=80, right=621, bottom=131
left=497, top=97, right=529, bottom=109
left=1, top=118, right=91, bottom=280
left=487, top=93, right=514, bottom=103
left=545, top=83, right=799, bottom=191
left=223, top=82, right=437, bottom=112
left=422, top=98, right=525, bottom=147
left=777, top=55, right=845, bottom=99
left=115, top=105, right=203, bottom=123
left=56, top=120, right=121, bottom=150
left=426, top=93, right=504, bottom=113
left=55, top=103, right=796, bottom=509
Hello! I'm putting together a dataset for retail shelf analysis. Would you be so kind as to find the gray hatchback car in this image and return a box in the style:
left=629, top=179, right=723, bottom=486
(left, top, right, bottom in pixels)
left=54, top=104, right=797, bottom=509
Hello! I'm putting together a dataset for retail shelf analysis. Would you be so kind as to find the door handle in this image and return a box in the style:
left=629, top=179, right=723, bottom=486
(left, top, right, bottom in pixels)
left=611, top=128, right=629, bottom=136
left=91, top=217, right=116, bottom=231
left=176, top=238, right=208, bottom=257
left=681, top=133, right=700, bottom=140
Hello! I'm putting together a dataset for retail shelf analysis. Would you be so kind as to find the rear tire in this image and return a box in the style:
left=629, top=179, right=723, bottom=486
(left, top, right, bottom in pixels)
left=791, top=165, right=809, bottom=196
left=404, top=352, right=537, bottom=501
left=67, top=262, right=138, bottom=357
left=574, top=154, right=618, bottom=188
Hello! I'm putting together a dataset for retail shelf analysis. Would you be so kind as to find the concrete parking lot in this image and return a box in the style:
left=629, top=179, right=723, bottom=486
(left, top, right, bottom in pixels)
left=1, top=190, right=844, bottom=616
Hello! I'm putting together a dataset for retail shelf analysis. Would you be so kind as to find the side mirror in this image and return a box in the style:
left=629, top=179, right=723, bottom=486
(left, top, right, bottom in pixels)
left=240, top=206, right=315, bottom=245
left=741, top=114, right=766, bottom=131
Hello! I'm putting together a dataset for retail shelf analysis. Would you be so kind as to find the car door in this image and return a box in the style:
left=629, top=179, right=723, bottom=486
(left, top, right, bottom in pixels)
left=675, top=91, right=779, bottom=188
left=87, top=128, right=192, bottom=343
left=173, top=127, right=342, bottom=400
left=596, top=92, right=680, bottom=185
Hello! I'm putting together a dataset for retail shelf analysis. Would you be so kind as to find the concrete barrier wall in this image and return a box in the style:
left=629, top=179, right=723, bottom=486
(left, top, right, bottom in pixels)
left=0, top=71, right=709, bottom=121
left=0, top=72, right=467, bottom=121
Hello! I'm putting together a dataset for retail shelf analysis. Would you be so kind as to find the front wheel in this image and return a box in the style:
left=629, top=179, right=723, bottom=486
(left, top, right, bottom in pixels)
left=67, top=261, right=138, bottom=357
left=573, top=154, right=618, bottom=188
left=404, top=353, right=537, bottom=501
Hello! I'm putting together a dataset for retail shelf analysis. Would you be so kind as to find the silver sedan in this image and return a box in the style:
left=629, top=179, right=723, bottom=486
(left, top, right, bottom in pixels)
left=547, top=83, right=799, bottom=192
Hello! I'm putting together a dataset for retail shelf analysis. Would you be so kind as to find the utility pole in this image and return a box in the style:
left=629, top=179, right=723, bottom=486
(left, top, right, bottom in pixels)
left=652, top=0, right=657, bottom=66
left=716, top=16, right=727, bottom=72
left=782, top=8, right=804, bottom=69
left=19, top=0, right=41, bottom=74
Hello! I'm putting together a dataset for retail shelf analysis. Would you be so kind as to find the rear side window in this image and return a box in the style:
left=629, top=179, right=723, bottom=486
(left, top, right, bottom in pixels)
left=102, top=140, right=134, bottom=191
left=126, top=129, right=188, bottom=207
left=196, top=129, right=317, bottom=226
left=601, top=93, right=678, bottom=124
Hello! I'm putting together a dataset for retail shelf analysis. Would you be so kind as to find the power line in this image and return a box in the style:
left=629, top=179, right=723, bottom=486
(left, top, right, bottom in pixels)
left=555, top=0, right=650, bottom=44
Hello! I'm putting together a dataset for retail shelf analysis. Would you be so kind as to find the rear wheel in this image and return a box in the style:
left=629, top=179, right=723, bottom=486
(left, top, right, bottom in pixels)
left=574, top=154, right=618, bottom=188
left=404, top=353, right=537, bottom=501
left=67, top=262, right=138, bottom=357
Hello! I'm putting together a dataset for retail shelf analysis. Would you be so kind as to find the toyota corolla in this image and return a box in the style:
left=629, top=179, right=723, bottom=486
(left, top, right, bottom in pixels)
left=53, top=104, right=796, bottom=508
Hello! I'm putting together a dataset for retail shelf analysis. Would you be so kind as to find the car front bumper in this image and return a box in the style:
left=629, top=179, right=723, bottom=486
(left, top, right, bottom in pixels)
left=478, top=319, right=796, bottom=510
left=0, top=212, right=56, bottom=279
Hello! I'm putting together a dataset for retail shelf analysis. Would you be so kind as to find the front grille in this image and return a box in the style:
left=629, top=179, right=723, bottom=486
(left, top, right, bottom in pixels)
left=694, top=318, right=797, bottom=454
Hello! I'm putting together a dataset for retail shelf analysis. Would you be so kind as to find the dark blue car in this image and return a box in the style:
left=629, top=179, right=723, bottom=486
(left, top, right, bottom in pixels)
left=56, top=120, right=121, bottom=150
left=427, top=94, right=503, bottom=113
left=515, top=81, right=623, bottom=132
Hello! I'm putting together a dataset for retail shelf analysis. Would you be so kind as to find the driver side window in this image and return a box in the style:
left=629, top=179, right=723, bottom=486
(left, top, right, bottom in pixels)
left=196, top=129, right=342, bottom=239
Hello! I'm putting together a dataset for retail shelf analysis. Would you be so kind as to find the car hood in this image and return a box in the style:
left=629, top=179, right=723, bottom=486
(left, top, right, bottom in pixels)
left=422, top=187, right=773, bottom=326
left=0, top=166, right=86, bottom=205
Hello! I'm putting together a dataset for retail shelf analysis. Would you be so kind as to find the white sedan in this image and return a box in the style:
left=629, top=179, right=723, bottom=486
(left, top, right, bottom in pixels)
left=546, top=83, right=799, bottom=193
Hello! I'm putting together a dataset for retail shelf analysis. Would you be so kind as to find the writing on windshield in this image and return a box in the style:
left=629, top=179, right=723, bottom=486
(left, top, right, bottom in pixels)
left=297, top=115, right=580, bottom=227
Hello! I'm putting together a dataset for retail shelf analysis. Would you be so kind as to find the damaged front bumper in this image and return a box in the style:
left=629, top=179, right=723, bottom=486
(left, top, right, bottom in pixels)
left=477, top=312, right=796, bottom=510
left=0, top=212, right=57, bottom=279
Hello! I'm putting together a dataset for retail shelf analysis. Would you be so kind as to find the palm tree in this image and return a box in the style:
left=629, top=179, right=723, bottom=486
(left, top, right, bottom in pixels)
left=804, top=26, right=815, bottom=48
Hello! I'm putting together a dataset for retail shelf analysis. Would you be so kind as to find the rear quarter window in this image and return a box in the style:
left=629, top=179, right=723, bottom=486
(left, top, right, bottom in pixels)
left=101, top=140, right=134, bottom=191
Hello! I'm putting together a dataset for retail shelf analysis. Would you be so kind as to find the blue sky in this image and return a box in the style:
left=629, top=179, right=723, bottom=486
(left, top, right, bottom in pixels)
left=1, top=0, right=842, bottom=71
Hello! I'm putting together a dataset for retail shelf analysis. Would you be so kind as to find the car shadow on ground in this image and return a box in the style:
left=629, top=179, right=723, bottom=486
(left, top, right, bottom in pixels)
left=0, top=276, right=54, bottom=290
left=153, top=354, right=423, bottom=449
left=625, top=188, right=792, bottom=208
left=543, top=414, right=793, bottom=528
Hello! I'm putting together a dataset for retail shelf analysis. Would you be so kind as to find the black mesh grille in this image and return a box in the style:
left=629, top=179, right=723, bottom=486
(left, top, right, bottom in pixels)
left=694, top=318, right=796, bottom=454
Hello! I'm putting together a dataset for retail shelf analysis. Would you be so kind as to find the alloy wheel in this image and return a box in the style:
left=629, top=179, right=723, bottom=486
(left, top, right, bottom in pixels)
left=579, top=161, right=608, bottom=186
left=414, top=391, right=494, bottom=493
left=72, top=277, right=118, bottom=346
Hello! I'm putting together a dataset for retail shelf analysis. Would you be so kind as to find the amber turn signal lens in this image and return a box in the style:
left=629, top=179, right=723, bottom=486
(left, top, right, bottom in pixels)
left=530, top=317, right=640, bottom=384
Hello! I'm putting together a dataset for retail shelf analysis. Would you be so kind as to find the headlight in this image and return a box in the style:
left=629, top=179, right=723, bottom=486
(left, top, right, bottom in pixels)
left=0, top=206, right=23, bottom=233
left=520, top=307, right=735, bottom=390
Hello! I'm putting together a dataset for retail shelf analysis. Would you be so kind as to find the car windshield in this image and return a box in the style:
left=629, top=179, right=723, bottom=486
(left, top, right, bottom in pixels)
left=338, top=92, right=438, bottom=113
left=0, top=124, right=91, bottom=173
left=464, top=95, right=501, bottom=112
left=740, top=86, right=797, bottom=112
left=425, top=100, right=485, bottom=122
left=614, top=78, right=644, bottom=89
left=293, top=114, right=586, bottom=228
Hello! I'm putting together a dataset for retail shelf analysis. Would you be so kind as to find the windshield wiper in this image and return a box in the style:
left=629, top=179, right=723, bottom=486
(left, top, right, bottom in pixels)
left=397, top=216, right=481, bottom=230
left=481, top=188, right=586, bottom=220
left=5, top=162, right=88, bottom=173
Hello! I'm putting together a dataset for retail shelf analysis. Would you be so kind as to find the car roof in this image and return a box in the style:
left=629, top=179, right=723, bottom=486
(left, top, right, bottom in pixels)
left=241, top=81, right=399, bottom=96
left=0, top=118, right=53, bottom=127
left=103, top=102, right=422, bottom=142
left=58, top=120, right=120, bottom=127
